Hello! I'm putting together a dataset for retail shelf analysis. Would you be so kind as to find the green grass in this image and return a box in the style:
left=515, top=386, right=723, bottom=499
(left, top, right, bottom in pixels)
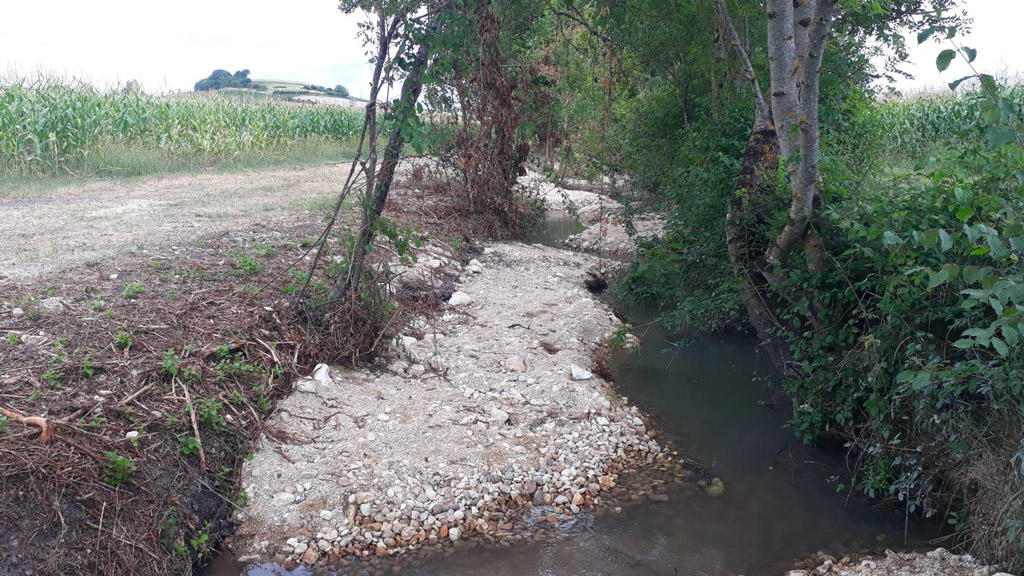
left=0, top=138, right=358, bottom=199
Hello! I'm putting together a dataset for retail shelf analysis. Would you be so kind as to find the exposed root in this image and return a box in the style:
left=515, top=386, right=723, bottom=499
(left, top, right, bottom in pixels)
left=0, top=406, right=53, bottom=443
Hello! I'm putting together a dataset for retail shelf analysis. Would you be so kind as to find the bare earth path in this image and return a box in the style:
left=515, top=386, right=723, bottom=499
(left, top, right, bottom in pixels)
left=0, top=164, right=344, bottom=280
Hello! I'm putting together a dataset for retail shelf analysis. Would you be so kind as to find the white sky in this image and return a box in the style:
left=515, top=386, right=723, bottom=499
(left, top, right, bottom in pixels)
left=0, top=0, right=1020, bottom=97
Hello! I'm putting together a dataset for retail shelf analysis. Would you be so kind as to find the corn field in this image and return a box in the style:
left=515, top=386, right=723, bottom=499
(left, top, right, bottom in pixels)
left=878, top=84, right=1024, bottom=149
left=0, top=79, right=364, bottom=173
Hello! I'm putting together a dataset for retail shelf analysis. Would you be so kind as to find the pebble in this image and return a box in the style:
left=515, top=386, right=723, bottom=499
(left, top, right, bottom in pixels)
left=11, top=307, right=24, bottom=318
left=570, top=364, right=593, bottom=380
left=448, top=291, right=473, bottom=306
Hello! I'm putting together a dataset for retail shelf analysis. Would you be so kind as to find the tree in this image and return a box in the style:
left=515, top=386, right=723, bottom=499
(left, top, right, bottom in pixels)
left=334, top=84, right=351, bottom=97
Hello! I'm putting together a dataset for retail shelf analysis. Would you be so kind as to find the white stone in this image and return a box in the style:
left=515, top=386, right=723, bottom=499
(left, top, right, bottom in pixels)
left=125, top=431, right=140, bottom=440
left=312, top=364, right=332, bottom=385
left=448, top=526, right=461, bottom=541
left=505, top=356, right=527, bottom=373
left=11, top=307, right=24, bottom=318
left=448, top=291, right=473, bottom=306
left=319, top=510, right=333, bottom=520
left=294, top=378, right=318, bottom=394
left=570, top=364, right=593, bottom=380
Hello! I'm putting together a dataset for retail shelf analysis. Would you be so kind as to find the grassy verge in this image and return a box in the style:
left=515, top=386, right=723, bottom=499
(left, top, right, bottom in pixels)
left=0, top=137, right=358, bottom=199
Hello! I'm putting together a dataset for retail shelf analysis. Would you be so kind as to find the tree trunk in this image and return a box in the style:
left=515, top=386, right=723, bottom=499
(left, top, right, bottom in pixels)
left=333, top=26, right=435, bottom=301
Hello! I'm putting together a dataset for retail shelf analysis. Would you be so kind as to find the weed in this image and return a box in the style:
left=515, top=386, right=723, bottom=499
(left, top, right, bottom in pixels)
left=80, top=357, right=96, bottom=378
left=195, top=398, right=228, bottom=431
left=89, top=298, right=104, bottom=311
left=161, top=350, right=180, bottom=377
left=190, top=523, right=212, bottom=558
left=0, top=415, right=8, bottom=434
left=102, top=452, right=135, bottom=485
left=43, top=368, right=62, bottom=388
left=177, top=434, right=201, bottom=456
left=227, top=390, right=246, bottom=405
left=122, top=283, right=144, bottom=299
left=236, top=253, right=262, bottom=274
left=115, top=332, right=133, bottom=350
left=6, top=333, right=18, bottom=345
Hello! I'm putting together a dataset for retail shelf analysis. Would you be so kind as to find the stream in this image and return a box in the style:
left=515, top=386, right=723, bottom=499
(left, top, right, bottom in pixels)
left=212, top=210, right=934, bottom=576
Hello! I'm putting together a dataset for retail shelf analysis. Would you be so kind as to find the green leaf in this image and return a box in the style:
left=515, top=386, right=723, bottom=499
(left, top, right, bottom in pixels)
left=962, top=46, right=977, bottom=63
left=936, top=49, right=956, bottom=72
left=991, top=337, right=1009, bottom=358
left=948, top=76, right=971, bottom=91
left=985, top=126, right=1018, bottom=148
left=980, top=74, right=998, bottom=94
left=928, top=267, right=950, bottom=289
left=952, top=338, right=975, bottom=349
left=917, top=27, right=937, bottom=44
left=955, top=207, right=974, bottom=222
left=939, top=229, right=953, bottom=251
left=1003, top=326, right=1020, bottom=346
left=912, top=372, right=932, bottom=391
left=922, top=229, right=939, bottom=249
left=981, top=101, right=1002, bottom=124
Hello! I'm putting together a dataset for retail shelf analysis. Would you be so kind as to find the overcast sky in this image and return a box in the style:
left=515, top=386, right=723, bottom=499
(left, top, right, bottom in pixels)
left=0, top=0, right=1020, bottom=97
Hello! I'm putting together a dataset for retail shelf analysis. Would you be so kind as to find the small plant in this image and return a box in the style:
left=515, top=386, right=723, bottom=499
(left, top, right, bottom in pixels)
left=236, top=489, right=251, bottom=506
left=43, top=368, right=62, bottom=388
left=122, top=283, right=144, bottom=299
left=236, top=253, right=262, bottom=274
left=115, top=332, right=133, bottom=350
left=6, top=333, right=18, bottom=345
left=227, top=390, right=246, bottom=405
left=161, top=349, right=180, bottom=377
left=80, top=357, right=96, bottom=378
left=0, top=415, right=9, bottom=434
left=177, top=434, right=201, bottom=456
left=195, top=398, right=228, bottom=431
left=89, top=298, right=104, bottom=311
left=103, top=452, right=136, bottom=485
left=190, top=523, right=212, bottom=558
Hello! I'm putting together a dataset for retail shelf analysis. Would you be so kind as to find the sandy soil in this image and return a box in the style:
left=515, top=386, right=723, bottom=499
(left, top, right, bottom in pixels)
left=0, top=164, right=346, bottom=281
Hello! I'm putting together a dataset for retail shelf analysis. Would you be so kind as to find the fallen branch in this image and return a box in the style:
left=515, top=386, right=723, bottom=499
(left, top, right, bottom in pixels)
left=0, top=406, right=54, bottom=443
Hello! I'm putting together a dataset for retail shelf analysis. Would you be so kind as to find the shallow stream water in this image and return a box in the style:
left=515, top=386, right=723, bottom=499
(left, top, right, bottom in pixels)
left=211, top=212, right=936, bottom=576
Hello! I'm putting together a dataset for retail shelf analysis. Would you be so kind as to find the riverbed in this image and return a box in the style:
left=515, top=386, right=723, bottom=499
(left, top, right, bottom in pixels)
left=211, top=209, right=936, bottom=576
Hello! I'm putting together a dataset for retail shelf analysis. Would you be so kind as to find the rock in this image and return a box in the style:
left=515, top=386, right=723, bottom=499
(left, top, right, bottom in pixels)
left=294, top=378, right=318, bottom=394
left=312, top=364, right=332, bottom=385
left=408, top=364, right=427, bottom=377
left=272, top=492, right=296, bottom=506
left=401, top=335, right=418, bottom=348
left=293, top=542, right=308, bottom=554
left=505, top=356, right=527, bottom=373
left=125, top=431, right=140, bottom=440
left=705, top=477, right=725, bottom=496
left=11, top=307, right=24, bottom=318
left=570, top=364, right=593, bottom=380
left=300, top=547, right=319, bottom=564
left=359, top=503, right=372, bottom=516
left=448, top=526, right=461, bottom=541
left=20, top=334, right=46, bottom=346
left=319, top=510, right=333, bottom=521
left=448, top=291, right=473, bottom=306
left=490, top=407, right=510, bottom=425
left=522, top=479, right=537, bottom=494
left=649, top=494, right=670, bottom=502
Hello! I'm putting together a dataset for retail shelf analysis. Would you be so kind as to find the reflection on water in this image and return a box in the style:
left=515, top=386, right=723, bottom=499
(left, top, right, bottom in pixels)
left=215, top=213, right=938, bottom=576
left=522, top=209, right=585, bottom=246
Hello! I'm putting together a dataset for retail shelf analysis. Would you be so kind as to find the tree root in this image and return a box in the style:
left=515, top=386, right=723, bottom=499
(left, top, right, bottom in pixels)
left=0, top=406, right=54, bottom=443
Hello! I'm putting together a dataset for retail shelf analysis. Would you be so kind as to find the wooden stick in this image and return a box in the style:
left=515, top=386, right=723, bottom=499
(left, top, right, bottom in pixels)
left=180, top=380, right=207, bottom=470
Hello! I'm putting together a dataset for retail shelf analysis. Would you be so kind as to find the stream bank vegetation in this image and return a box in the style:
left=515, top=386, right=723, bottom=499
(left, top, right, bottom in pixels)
left=530, top=0, right=1023, bottom=568
left=2, top=0, right=1023, bottom=573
